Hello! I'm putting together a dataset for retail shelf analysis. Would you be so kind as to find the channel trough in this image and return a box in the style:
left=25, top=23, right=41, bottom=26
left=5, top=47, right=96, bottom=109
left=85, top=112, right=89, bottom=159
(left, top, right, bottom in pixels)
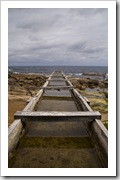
left=8, top=70, right=108, bottom=168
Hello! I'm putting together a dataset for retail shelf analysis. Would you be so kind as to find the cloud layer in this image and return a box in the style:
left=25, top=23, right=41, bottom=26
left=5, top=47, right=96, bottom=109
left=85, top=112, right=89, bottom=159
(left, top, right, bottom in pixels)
left=8, top=8, right=108, bottom=66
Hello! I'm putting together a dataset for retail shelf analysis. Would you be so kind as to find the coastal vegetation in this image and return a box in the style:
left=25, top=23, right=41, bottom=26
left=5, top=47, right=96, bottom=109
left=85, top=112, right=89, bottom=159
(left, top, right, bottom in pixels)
left=8, top=72, right=47, bottom=126
left=69, top=77, right=108, bottom=129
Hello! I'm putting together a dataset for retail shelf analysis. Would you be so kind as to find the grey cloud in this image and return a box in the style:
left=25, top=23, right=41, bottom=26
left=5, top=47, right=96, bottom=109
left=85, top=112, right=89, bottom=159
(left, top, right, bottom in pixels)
left=71, top=8, right=107, bottom=15
left=8, top=8, right=108, bottom=66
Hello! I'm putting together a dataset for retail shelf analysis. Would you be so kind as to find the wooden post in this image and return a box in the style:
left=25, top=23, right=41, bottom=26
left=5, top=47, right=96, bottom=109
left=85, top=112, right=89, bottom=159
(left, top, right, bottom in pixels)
left=14, top=111, right=101, bottom=122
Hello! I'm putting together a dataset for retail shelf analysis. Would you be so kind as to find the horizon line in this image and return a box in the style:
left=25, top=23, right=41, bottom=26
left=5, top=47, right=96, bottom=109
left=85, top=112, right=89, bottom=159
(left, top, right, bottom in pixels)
left=8, top=65, right=108, bottom=67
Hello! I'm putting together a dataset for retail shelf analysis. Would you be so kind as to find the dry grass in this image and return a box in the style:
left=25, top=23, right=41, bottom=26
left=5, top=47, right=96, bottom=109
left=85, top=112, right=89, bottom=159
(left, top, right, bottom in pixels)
left=8, top=73, right=46, bottom=126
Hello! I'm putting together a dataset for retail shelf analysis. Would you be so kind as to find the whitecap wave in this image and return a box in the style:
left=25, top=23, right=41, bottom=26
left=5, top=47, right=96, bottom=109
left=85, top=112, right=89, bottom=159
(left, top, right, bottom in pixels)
left=8, top=68, right=12, bottom=72
left=14, top=72, right=20, bottom=74
left=75, top=73, right=83, bottom=76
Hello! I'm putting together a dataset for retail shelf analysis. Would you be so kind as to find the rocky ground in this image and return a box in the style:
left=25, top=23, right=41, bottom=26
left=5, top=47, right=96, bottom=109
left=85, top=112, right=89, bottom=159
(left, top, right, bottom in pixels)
left=8, top=72, right=47, bottom=126
left=8, top=72, right=108, bottom=129
left=68, top=77, right=108, bottom=129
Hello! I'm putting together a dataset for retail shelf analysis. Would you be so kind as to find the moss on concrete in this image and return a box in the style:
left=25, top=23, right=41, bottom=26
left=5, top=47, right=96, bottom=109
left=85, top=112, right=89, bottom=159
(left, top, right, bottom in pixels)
left=42, top=96, right=73, bottom=101
left=19, top=137, right=94, bottom=149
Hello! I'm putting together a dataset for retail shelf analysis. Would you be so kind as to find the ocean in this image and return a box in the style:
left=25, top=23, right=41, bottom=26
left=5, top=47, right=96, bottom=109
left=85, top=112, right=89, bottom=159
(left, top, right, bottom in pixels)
left=8, top=66, right=108, bottom=79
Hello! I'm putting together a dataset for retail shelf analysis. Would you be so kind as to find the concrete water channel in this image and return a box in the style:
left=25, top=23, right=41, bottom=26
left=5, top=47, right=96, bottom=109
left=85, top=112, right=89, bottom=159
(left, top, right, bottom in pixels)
left=8, top=71, right=108, bottom=168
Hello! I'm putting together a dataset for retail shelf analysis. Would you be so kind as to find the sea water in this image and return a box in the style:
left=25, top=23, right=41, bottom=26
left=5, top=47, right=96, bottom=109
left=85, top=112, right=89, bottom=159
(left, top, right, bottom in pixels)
left=8, top=66, right=108, bottom=79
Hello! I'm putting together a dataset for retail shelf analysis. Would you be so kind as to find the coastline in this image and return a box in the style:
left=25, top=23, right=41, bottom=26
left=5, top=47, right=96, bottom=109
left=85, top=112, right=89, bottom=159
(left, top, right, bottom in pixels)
left=8, top=72, right=108, bottom=128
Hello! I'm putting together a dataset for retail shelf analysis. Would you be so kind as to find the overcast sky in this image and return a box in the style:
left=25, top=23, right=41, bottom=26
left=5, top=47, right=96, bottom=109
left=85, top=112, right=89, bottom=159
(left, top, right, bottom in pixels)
left=8, top=8, right=108, bottom=66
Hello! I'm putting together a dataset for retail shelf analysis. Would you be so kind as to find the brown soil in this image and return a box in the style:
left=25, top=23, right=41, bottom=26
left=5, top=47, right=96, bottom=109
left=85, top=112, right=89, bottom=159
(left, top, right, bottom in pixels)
left=8, top=99, right=27, bottom=126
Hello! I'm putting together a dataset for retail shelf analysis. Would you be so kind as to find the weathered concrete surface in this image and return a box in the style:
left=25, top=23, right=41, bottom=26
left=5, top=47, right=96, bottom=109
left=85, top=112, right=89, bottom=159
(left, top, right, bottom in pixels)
left=9, top=136, right=102, bottom=168
left=14, top=111, right=101, bottom=122
left=10, top=147, right=102, bottom=168
left=8, top=119, right=24, bottom=156
left=87, top=120, right=108, bottom=168
left=27, top=121, right=89, bottom=137
left=43, top=89, right=72, bottom=97
left=37, top=100, right=78, bottom=111
left=49, top=81, right=67, bottom=86
left=51, top=77, right=65, bottom=80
